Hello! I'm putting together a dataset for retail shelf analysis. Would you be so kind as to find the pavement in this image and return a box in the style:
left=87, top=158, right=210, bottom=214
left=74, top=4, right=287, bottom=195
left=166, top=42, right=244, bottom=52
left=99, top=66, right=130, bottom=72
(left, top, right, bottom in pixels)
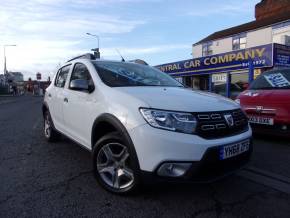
left=0, top=96, right=290, bottom=218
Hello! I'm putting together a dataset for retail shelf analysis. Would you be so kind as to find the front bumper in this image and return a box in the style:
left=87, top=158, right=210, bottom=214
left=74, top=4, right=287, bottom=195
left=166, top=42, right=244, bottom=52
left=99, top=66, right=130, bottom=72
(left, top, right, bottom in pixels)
left=140, top=140, right=252, bottom=183
left=129, top=123, right=252, bottom=173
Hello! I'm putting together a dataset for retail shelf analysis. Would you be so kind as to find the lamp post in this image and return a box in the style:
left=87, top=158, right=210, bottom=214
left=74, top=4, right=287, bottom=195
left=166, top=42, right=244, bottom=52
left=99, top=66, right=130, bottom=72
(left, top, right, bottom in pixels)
left=3, top=44, right=16, bottom=85
left=86, top=33, right=100, bottom=58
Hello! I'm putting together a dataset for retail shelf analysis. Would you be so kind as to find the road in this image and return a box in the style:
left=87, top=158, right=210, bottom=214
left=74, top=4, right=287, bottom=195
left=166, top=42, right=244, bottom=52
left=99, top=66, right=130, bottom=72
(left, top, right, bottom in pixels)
left=1, top=96, right=290, bottom=218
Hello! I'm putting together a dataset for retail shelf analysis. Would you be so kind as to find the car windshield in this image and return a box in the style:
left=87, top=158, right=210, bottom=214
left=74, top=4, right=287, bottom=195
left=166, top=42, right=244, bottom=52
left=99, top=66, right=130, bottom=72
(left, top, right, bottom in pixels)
left=249, top=69, right=290, bottom=90
left=93, top=61, right=183, bottom=87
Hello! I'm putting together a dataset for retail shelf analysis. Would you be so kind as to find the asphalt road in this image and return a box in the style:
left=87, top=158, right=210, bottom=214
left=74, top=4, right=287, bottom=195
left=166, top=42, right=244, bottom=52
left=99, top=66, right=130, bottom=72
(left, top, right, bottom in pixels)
left=1, top=96, right=290, bottom=218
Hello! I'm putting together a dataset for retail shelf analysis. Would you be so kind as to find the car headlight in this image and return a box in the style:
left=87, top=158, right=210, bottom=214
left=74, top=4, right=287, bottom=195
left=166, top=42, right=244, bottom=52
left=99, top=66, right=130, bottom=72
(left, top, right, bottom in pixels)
left=140, top=108, right=197, bottom=134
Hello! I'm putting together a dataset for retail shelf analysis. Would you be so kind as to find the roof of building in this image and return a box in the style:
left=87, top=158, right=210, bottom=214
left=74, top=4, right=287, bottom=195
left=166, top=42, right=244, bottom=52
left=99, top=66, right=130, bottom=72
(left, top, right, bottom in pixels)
left=193, top=13, right=290, bottom=46
left=9, top=72, right=23, bottom=76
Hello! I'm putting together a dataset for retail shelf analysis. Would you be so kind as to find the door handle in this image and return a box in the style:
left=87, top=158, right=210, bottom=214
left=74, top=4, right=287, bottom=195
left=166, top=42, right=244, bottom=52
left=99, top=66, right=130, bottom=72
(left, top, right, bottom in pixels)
left=64, top=98, right=68, bottom=103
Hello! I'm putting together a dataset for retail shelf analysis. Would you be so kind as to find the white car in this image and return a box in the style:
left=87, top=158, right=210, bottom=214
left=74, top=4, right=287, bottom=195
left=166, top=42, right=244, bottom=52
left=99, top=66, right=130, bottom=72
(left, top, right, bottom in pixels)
left=43, top=54, right=252, bottom=194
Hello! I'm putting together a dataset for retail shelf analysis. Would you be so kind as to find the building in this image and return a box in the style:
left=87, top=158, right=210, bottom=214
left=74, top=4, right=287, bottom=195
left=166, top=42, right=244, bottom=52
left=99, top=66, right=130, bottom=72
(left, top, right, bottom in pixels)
left=7, top=72, right=24, bottom=82
left=156, top=0, right=290, bottom=99
left=25, top=79, right=51, bottom=95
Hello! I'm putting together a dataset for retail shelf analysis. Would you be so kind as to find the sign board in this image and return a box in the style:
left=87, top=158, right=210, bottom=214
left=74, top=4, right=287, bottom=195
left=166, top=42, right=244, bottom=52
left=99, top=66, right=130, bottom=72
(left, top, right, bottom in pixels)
left=212, top=73, right=227, bottom=83
left=254, top=69, right=262, bottom=79
left=36, top=73, right=41, bottom=80
left=156, top=44, right=273, bottom=77
left=274, top=43, right=290, bottom=67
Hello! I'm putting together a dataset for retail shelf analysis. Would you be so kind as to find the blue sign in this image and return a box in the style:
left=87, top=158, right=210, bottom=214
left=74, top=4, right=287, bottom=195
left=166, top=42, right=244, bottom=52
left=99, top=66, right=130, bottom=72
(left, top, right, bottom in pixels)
left=274, top=43, right=290, bottom=67
left=156, top=44, right=273, bottom=77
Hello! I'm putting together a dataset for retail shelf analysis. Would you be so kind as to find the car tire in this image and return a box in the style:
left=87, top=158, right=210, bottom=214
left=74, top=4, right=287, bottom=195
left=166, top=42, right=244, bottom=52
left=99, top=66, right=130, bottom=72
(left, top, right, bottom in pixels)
left=92, top=132, right=140, bottom=194
left=44, top=110, right=61, bottom=142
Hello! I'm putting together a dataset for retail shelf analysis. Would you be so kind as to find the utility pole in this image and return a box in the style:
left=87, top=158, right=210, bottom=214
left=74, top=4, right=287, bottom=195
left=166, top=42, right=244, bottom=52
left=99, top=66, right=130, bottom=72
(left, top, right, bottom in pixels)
left=3, top=44, right=16, bottom=86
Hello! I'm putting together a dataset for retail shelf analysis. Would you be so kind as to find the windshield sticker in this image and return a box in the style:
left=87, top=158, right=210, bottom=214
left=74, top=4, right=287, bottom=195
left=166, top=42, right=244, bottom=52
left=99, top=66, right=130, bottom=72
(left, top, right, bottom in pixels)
left=264, top=73, right=290, bottom=87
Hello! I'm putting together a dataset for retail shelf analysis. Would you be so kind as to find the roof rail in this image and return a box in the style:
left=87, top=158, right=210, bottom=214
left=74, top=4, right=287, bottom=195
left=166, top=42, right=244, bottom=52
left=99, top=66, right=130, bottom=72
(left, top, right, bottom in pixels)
left=66, top=53, right=96, bottom=63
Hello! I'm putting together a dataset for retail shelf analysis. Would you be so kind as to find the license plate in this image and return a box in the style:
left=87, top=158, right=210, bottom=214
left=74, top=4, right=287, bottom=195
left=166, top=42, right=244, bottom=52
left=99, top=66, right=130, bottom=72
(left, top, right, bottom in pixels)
left=248, top=116, right=274, bottom=125
left=220, top=140, right=250, bottom=160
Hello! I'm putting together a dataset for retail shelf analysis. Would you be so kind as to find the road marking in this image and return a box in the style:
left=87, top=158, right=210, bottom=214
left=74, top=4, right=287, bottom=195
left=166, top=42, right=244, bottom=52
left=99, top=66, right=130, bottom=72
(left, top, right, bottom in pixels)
left=238, top=167, right=290, bottom=195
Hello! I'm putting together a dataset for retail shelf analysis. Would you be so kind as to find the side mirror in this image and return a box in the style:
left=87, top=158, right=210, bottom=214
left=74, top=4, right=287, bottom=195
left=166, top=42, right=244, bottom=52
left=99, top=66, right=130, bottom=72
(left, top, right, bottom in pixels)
left=70, top=79, right=89, bottom=91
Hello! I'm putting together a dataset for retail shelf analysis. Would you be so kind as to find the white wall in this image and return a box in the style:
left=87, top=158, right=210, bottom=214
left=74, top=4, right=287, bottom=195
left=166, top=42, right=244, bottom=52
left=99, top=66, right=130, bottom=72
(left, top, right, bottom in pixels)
left=246, top=27, right=272, bottom=48
left=212, top=37, right=232, bottom=55
left=192, top=22, right=290, bottom=58
left=273, top=25, right=290, bottom=44
left=192, top=37, right=233, bottom=58
left=191, top=44, right=202, bottom=58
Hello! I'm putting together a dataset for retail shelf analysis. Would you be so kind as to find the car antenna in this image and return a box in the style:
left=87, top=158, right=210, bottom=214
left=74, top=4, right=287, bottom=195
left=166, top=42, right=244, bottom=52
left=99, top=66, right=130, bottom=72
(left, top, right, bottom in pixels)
left=116, top=49, right=125, bottom=62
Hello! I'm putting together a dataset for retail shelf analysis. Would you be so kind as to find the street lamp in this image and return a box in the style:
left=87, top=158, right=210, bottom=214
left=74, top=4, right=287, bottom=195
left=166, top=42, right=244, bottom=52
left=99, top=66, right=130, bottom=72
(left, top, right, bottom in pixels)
left=86, top=33, right=100, bottom=49
left=86, top=33, right=100, bottom=59
left=3, top=44, right=16, bottom=85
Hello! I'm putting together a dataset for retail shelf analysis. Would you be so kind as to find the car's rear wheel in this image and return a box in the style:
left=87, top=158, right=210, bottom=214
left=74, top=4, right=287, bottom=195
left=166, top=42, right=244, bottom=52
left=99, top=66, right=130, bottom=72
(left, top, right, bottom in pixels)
left=44, top=111, right=60, bottom=142
left=93, top=132, right=140, bottom=194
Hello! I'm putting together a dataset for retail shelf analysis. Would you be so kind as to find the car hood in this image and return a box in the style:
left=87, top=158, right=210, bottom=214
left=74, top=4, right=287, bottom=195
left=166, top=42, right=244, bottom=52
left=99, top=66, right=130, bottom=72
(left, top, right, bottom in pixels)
left=115, top=86, right=239, bottom=112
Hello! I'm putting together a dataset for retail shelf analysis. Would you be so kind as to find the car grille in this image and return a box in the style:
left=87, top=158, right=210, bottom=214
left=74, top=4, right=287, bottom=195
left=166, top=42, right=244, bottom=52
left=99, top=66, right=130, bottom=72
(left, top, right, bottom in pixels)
left=194, top=109, right=249, bottom=139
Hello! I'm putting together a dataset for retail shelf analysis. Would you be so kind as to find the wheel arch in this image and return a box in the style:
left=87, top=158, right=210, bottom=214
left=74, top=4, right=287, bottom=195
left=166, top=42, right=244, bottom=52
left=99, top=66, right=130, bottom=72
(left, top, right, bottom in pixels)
left=42, top=102, right=49, bottom=117
left=91, top=113, right=140, bottom=169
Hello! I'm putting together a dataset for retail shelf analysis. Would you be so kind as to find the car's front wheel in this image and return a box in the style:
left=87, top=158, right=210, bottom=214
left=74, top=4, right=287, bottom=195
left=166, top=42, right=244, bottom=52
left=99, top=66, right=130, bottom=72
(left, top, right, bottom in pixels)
left=93, top=132, right=140, bottom=194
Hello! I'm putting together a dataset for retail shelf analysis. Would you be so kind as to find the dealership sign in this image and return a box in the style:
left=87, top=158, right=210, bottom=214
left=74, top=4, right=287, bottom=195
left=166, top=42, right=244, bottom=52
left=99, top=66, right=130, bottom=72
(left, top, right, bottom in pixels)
left=212, top=73, right=227, bottom=83
left=274, top=43, right=290, bottom=67
left=156, top=44, right=273, bottom=77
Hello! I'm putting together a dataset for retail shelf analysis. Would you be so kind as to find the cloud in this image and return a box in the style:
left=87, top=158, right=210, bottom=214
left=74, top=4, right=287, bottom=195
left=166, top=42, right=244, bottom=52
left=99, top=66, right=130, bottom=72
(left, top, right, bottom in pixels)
left=0, top=0, right=149, bottom=79
left=102, top=44, right=189, bottom=57
left=187, top=1, right=256, bottom=17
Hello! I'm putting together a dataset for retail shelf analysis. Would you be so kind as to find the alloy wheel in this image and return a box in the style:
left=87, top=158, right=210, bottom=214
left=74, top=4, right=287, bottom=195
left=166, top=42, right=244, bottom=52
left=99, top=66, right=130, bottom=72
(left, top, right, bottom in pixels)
left=44, top=113, right=51, bottom=138
left=96, top=142, right=134, bottom=190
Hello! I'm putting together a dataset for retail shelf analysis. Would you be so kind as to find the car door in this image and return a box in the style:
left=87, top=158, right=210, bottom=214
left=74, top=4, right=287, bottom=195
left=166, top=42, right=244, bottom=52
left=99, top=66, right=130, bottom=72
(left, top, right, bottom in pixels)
left=62, top=62, right=96, bottom=148
left=49, top=64, right=71, bottom=132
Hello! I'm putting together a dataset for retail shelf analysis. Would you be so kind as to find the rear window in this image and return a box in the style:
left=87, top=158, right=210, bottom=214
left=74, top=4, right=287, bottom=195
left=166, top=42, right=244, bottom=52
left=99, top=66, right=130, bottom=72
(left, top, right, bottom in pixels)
left=249, top=69, right=290, bottom=90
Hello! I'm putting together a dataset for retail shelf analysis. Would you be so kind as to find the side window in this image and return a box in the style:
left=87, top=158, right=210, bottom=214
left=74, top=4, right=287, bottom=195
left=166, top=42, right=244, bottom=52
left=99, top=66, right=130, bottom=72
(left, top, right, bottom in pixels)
left=69, top=63, right=94, bottom=90
left=55, top=65, right=71, bottom=88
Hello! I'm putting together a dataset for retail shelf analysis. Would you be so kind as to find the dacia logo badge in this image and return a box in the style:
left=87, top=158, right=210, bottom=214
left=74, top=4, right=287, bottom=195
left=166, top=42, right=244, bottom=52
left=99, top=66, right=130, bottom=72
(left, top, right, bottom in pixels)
left=224, top=114, right=234, bottom=127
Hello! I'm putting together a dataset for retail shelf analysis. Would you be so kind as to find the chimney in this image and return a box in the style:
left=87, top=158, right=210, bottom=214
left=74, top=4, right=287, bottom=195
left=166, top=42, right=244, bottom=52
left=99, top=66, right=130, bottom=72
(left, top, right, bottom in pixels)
left=255, top=0, right=290, bottom=20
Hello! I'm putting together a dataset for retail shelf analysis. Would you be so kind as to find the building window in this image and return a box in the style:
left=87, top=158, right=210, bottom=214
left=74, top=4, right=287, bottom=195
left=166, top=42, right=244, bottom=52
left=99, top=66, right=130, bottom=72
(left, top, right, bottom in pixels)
left=232, top=34, right=247, bottom=50
left=202, top=42, right=213, bottom=56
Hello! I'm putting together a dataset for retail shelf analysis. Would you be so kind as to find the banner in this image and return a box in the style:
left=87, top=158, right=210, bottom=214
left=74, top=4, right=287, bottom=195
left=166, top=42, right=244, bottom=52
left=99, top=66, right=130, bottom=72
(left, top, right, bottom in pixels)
left=156, top=44, right=273, bottom=77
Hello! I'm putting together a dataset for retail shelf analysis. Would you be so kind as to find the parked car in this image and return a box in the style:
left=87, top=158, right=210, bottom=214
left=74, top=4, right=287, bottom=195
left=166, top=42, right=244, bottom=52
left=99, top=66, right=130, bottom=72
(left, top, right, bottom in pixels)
left=43, top=54, right=252, bottom=194
left=236, top=68, right=290, bottom=137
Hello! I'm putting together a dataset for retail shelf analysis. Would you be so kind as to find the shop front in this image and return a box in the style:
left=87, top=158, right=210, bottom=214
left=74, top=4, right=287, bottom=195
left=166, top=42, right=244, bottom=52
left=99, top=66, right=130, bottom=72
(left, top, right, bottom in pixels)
left=156, top=43, right=283, bottom=99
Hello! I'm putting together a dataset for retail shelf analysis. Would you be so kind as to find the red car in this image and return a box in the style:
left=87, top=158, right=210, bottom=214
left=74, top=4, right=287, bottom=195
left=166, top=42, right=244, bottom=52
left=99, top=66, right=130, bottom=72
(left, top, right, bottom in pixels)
left=236, top=68, right=290, bottom=137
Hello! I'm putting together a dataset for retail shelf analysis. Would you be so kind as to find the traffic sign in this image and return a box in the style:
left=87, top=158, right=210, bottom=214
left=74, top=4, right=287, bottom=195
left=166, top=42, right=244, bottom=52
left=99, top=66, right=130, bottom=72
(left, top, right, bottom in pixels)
left=36, top=73, right=41, bottom=80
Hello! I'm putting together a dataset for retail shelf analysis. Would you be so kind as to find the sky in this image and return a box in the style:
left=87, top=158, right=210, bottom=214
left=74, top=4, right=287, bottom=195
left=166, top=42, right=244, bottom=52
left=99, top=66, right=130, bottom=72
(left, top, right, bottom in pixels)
left=0, top=0, right=260, bottom=80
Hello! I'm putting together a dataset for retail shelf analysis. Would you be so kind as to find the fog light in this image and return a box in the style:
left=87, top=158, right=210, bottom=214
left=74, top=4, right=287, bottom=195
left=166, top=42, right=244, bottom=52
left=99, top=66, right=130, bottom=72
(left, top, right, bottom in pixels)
left=281, top=125, right=288, bottom=131
left=157, top=163, right=191, bottom=177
